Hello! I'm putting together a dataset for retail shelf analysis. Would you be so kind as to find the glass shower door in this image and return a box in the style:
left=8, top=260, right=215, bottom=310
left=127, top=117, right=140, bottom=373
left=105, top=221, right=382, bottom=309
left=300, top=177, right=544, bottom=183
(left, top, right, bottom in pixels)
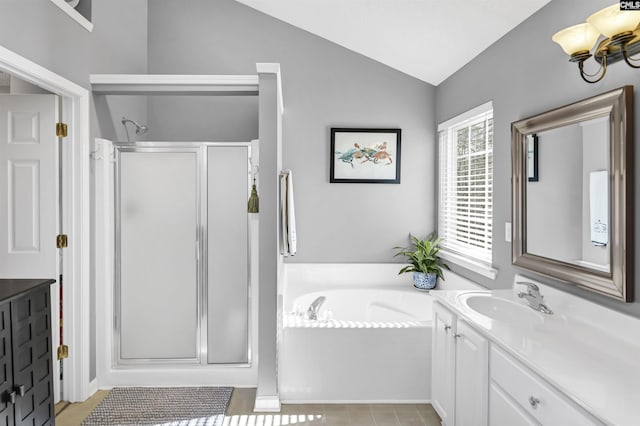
left=206, top=146, right=250, bottom=364
left=118, top=150, right=199, bottom=361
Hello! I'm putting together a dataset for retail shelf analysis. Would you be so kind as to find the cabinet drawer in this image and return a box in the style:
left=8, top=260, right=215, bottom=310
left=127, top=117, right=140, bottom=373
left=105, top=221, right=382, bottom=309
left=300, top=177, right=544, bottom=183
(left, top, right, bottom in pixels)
left=489, top=346, right=601, bottom=426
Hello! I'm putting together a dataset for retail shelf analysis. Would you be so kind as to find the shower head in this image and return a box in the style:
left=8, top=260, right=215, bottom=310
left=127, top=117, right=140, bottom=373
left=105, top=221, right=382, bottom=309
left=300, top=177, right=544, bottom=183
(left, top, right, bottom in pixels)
left=121, top=117, right=149, bottom=142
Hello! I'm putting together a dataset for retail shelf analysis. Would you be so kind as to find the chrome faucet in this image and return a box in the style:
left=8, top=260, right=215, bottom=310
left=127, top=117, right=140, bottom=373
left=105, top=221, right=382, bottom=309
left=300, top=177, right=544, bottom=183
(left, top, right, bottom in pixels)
left=306, top=296, right=326, bottom=320
left=517, top=282, right=553, bottom=315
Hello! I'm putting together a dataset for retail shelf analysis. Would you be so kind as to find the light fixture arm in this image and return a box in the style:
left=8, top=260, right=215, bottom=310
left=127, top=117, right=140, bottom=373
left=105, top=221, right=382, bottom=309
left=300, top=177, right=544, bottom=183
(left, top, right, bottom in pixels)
left=622, top=47, right=640, bottom=68
left=578, top=54, right=607, bottom=84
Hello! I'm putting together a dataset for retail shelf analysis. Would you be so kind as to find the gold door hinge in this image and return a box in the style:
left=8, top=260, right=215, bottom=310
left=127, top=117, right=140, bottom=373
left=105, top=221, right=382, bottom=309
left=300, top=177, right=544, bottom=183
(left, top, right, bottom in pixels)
left=57, top=345, right=69, bottom=360
left=56, top=122, right=68, bottom=138
left=56, top=234, right=68, bottom=249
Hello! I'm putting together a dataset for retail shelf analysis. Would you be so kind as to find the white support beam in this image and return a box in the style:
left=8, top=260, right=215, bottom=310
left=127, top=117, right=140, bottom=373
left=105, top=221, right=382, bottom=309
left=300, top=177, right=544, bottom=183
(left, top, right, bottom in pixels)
left=255, top=63, right=283, bottom=412
left=89, top=74, right=259, bottom=96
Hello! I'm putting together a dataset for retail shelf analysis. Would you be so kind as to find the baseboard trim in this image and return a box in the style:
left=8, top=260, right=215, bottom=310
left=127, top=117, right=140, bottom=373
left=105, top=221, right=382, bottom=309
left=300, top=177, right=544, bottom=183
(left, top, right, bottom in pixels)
left=281, top=399, right=431, bottom=404
left=254, top=395, right=281, bottom=412
left=87, top=379, right=99, bottom=398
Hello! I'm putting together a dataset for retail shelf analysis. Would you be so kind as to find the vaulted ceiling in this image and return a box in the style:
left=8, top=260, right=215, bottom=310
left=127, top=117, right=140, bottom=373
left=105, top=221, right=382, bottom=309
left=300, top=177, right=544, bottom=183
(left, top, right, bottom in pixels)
left=235, top=0, right=553, bottom=85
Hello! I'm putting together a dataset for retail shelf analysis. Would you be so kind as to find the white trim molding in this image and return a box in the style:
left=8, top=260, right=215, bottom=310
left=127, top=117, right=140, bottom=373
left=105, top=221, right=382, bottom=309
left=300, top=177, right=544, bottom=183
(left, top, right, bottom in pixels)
left=254, top=395, right=282, bottom=413
left=90, top=74, right=259, bottom=96
left=437, top=100, right=493, bottom=131
left=439, top=249, right=498, bottom=280
left=49, top=0, right=94, bottom=32
left=0, top=44, right=92, bottom=402
left=256, top=63, right=284, bottom=113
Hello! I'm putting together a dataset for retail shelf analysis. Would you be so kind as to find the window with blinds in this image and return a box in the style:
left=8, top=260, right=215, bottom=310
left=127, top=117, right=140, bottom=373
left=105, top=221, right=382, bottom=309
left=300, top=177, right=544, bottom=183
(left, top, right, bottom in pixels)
left=438, top=103, right=493, bottom=265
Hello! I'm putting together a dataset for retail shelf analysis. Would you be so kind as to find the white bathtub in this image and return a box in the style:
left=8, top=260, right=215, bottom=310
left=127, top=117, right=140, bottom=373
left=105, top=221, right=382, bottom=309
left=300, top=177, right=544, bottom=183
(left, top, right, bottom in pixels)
left=280, top=264, right=435, bottom=403
left=280, top=264, right=483, bottom=403
left=284, top=288, right=432, bottom=327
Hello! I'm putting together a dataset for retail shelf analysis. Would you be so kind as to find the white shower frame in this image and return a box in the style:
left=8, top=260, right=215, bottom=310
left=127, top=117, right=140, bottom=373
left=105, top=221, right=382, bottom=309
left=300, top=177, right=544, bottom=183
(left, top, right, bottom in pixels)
left=112, top=141, right=254, bottom=367
left=95, top=140, right=259, bottom=387
left=91, top=67, right=282, bottom=401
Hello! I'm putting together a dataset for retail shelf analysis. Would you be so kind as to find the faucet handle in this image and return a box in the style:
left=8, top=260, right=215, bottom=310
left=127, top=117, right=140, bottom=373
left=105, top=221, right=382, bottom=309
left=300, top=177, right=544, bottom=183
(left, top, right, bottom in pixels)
left=517, top=281, right=539, bottom=294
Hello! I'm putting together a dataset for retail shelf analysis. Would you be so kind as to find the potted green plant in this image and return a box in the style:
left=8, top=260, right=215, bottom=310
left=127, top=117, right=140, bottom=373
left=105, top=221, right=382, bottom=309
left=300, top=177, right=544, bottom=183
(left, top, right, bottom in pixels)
left=394, top=233, right=450, bottom=290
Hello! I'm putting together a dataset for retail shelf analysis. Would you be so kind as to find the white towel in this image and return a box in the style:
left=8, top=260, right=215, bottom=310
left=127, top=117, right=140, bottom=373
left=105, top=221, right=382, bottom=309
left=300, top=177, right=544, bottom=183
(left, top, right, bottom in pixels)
left=589, top=170, right=608, bottom=246
left=280, top=170, right=297, bottom=256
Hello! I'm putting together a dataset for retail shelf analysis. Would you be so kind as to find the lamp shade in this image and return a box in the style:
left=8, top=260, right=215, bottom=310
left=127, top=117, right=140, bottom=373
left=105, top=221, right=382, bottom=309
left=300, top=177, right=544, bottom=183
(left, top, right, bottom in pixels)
left=587, top=4, right=640, bottom=37
left=552, top=23, right=600, bottom=55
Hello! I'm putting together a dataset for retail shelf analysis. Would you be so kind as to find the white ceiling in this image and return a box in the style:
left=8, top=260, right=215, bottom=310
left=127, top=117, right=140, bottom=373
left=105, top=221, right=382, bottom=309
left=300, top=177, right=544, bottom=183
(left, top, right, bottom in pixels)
left=235, top=0, right=552, bottom=85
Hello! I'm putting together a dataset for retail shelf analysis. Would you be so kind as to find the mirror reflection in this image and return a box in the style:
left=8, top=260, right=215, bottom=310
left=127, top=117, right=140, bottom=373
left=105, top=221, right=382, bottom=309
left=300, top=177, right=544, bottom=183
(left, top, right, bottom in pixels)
left=525, top=118, right=610, bottom=273
left=512, top=86, right=632, bottom=302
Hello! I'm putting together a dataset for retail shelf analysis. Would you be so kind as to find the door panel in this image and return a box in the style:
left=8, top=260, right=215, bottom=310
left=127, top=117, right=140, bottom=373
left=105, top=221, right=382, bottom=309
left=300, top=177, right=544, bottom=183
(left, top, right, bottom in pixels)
left=11, top=286, right=54, bottom=426
left=207, top=146, right=249, bottom=364
left=9, top=160, right=40, bottom=252
left=119, top=151, right=199, bottom=360
left=455, top=320, right=489, bottom=426
left=432, top=302, right=456, bottom=425
left=0, top=95, right=57, bottom=278
left=0, top=303, right=13, bottom=425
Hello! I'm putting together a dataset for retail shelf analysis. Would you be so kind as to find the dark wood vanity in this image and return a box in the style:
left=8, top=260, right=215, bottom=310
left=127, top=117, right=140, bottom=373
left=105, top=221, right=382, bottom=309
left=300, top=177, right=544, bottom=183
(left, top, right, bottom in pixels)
left=0, top=279, right=55, bottom=425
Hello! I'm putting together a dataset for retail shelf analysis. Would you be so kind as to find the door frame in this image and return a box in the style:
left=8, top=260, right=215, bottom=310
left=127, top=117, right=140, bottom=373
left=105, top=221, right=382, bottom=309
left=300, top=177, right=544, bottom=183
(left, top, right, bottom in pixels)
left=0, top=45, right=91, bottom=402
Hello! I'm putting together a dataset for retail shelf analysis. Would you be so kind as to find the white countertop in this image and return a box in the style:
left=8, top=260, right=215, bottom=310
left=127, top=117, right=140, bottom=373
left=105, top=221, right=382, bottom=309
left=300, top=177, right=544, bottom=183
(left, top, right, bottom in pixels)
left=431, top=284, right=640, bottom=426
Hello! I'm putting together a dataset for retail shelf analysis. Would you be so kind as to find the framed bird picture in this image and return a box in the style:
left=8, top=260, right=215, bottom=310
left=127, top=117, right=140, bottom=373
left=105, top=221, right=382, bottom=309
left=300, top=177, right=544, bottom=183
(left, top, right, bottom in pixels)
left=330, top=128, right=401, bottom=183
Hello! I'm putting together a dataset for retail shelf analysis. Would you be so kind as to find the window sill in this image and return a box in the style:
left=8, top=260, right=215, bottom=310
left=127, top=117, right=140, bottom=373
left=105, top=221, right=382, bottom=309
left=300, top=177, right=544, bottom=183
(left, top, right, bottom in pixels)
left=50, top=0, right=93, bottom=32
left=439, top=250, right=498, bottom=280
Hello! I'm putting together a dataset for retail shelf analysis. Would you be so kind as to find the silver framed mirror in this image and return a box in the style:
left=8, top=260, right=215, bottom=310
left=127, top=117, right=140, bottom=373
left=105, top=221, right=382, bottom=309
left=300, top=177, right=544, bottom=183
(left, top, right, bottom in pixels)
left=511, top=86, right=634, bottom=302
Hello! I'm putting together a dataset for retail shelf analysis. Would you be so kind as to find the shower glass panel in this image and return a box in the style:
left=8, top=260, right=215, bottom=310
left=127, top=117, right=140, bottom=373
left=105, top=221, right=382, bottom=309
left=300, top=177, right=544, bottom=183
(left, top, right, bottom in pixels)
left=119, top=151, right=199, bottom=360
left=207, top=146, right=250, bottom=363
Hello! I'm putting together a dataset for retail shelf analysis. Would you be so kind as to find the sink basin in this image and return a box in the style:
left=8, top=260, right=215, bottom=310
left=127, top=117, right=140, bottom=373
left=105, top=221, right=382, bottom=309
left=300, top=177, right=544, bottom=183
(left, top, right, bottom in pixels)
left=458, top=294, right=544, bottom=326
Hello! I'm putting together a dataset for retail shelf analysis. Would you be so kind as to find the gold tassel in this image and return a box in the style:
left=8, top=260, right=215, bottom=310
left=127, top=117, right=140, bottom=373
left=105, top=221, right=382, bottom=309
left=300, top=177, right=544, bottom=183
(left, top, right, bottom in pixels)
left=248, top=178, right=259, bottom=213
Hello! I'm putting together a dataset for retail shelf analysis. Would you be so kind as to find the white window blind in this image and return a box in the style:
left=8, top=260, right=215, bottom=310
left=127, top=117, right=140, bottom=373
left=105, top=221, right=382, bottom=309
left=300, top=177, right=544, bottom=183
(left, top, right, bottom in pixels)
left=438, top=103, right=493, bottom=265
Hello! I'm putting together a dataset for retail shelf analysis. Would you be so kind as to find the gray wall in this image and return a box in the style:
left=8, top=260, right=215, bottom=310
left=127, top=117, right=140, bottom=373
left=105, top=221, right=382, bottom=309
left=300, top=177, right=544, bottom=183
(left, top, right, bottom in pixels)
left=147, top=0, right=436, bottom=262
left=0, top=0, right=149, bottom=380
left=0, top=0, right=147, bottom=87
left=435, top=0, right=640, bottom=317
left=146, top=96, right=257, bottom=142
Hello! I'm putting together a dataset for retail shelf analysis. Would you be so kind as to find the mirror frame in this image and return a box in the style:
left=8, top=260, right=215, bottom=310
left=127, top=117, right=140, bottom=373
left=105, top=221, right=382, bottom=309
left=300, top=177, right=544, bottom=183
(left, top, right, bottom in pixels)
left=511, top=86, right=634, bottom=302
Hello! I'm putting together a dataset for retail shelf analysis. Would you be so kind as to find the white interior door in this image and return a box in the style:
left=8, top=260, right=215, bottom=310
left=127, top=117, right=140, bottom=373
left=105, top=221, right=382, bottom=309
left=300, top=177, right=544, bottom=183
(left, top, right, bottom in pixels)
left=0, top=94, right=57, bottom=277
left=0, top=94, right=60, bottom=402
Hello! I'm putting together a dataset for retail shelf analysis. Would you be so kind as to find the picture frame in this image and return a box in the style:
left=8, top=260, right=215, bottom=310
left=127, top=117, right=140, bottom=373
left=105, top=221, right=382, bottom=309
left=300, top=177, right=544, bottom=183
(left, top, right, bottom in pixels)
left=330, top=128, right=401, bottom=183
left=527, top=134, right=539, bottom=182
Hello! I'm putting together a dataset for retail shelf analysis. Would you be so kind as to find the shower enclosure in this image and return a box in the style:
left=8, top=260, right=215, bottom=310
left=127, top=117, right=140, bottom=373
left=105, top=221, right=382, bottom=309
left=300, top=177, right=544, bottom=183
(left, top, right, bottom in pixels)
left=114, top=142, right=252, bottom=366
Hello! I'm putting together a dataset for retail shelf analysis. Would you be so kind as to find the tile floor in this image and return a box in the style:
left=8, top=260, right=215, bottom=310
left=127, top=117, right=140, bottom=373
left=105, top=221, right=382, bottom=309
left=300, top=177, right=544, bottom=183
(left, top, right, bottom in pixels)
left=56, top=388, right=442, bottom=425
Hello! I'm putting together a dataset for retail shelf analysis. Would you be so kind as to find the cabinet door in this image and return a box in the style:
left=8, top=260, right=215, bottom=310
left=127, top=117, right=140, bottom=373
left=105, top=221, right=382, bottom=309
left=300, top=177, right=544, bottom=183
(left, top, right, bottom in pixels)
left=0, top=302, right=14, bottom=426
left=432, top=302, right=456, bottom=425
left=454, top=320, right=488, bottom=426
left=11, top=287, right=54, bottom=426
left=489, top=382, right=538, bottom=426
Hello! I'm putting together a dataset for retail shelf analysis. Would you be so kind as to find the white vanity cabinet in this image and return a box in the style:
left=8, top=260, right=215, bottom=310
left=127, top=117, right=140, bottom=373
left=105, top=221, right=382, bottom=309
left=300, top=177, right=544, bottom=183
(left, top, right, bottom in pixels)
left=432, top=302, right=456, bottom=425
left=432, top=302, right=488, bottom=426
left=488, top=346, right=602, bottom=426
left=432, top=300, right=603, bottom=426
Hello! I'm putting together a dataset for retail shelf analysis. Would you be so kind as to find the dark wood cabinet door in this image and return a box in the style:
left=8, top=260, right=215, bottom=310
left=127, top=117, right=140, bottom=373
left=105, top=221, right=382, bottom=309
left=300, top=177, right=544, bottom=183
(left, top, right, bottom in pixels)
left=0, top=302, right=14, bottom=426
left=11, top=287, right=53, bottom=426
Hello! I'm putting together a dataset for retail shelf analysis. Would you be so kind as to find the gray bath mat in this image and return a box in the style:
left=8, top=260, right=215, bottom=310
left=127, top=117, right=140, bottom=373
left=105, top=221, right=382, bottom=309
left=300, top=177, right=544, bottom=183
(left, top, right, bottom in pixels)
left=81, top=386, right=232, bottom=426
